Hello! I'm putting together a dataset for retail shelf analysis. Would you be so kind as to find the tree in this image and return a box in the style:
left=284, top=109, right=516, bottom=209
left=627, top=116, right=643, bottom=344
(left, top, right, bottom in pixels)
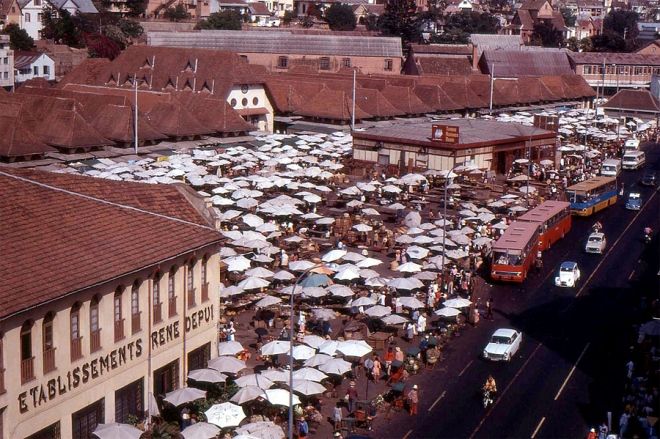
left=118, top=18, right=144, bottom=39
left=195, top=10, right=242, bottom=29
left=163, top=3, right=188, bottom=21
left=604, top=10, right=638, bottom=39
left=364, top=13, right=381, bottom=31
left=560, top=7, right=576, bottom=27
left=378, top=0, right=420, bottom=43
left=281, top=10, right=297, bottom=25
left=86, top=33, right=122, bottom=59
left=429, top=11, right=499, bottom=43
left=124, top=0, right=147, bottom=16
left=590, top=30, right=626, bottom=52
left=41, top=6, right=85, bottom=47
left=530, top=19, right=563, bottom=47
left=2, top=23, right=34, bottom=50
left=324, top=4, right=357, bottom=31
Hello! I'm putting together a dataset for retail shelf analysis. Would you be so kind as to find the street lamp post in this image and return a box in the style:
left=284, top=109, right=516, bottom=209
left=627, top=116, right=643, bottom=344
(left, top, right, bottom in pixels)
left=441, top=162, right=464, bottom=269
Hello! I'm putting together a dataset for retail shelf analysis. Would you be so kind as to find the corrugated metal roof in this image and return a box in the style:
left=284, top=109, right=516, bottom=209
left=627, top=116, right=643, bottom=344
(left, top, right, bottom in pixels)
left=14, top=53, right=41, bottom=69
left=482, top=50, right=573, bottom=77
left=470, top=34, right=523, bottom=49
left=148, top=30, right=403, bottom=57
left=567, top=52, right=660, bottom=66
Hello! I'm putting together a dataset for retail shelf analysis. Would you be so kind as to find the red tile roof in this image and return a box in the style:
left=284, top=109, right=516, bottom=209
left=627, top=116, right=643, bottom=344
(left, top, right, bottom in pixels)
left=295, top=88, right=371, bottom=121
left=380, top=85, right=434, bottom=115
left=354, top=88, right=405, bottom=118
left=603, top=89, right=660, bottom=113
left=0, top=100, right=56, bottom=159
left=0, top=168, right=223, bottom=321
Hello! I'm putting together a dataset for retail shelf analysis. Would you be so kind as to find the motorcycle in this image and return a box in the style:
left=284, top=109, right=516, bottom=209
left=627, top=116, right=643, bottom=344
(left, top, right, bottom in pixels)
left=483, top=388, right=494, bottom=408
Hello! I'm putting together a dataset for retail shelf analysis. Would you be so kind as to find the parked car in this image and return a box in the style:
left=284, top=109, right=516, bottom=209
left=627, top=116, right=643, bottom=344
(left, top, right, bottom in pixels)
left=585, top=232, right=606, bottom=254
left=555, top=261, right=581, bottom=287
left=626, top=192, right=642, bottom=210
left=483, top=328, right=522, bottom=362
left=641, top=171, right=657, bottom=187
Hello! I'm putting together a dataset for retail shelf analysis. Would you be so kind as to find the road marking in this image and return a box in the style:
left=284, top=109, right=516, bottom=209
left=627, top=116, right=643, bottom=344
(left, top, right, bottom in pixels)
left=562, top=191, right=657, bottom=313
left=629, top=270, right=635, bottom=280
left=402, top=429, right=413, bottom=439
left=459, top=360, right=473, bottom=377
left=428, top=391, right=446, bottom=412
left=531, top=417, right=546, bottom=438
left=554, top=343, right=590, bottom=401
left=469, top=341, right=544, bottom=439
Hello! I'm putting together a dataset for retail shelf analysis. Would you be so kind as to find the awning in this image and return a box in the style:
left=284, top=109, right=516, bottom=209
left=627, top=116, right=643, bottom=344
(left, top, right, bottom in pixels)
left=236, top=108, right=269, bottom=116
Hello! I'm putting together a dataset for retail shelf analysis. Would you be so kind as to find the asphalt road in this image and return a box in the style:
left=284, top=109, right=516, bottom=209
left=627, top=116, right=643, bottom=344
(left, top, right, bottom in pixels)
left=375, top=143, right=659, bottom=439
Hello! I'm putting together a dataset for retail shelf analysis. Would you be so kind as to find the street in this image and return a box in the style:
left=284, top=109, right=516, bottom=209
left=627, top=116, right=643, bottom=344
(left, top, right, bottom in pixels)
left=377, top=143, right=659, bottom=439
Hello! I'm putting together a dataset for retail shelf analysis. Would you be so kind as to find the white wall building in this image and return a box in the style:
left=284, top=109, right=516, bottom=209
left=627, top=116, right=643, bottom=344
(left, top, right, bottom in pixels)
left=0, top=35, right=15, bottom=91
left=14, top=51, right=55, bottom=82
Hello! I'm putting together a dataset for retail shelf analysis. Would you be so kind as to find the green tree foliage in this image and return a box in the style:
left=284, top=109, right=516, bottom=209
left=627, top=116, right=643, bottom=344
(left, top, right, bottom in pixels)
left=124, top=0, right=147, bottom=16
left=364, top=13, right=380, bottom=31
left=590, top=30, right=626, bottom=52
left=530, top=19, right=564, bottom=47
left=163, top=3, right=188, bottom=21
left=282, top=10, right=297, bottom=25
left=429, top=11, right=499, bottom=43
left=604, top=10, right=638, bottom=38
left=2, top=23, right=34, bottom=50
left=118, top=18, right=144, bottom=38
left=378, top=0, right=420, bottom=43
left=41, top=6, right=85, bottom=47
left=101, top=24, right=127, bottom=49
left=195, top=10, right=242, bottom=29
left=86, top=33, right=122, bottom=59
left=324, top=3, right=357, bottom=31
left=560, top=7, right=576, bottom=27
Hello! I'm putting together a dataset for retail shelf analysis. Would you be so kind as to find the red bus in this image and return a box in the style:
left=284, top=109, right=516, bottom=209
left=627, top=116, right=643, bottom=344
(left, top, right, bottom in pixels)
left=516, top=201, right=571, bottom=251
left=491, top=222, right=540, bottom=283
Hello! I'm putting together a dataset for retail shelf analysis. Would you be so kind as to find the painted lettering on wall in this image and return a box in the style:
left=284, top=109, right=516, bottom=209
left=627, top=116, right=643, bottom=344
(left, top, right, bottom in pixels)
left=151, top=304, right=214, bottom=350
left=18, top=339, right=143, bottom=414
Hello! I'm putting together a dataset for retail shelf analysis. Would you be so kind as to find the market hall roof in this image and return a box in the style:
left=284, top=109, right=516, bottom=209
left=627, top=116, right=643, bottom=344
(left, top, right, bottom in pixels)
left=480, top=50, right=574, bottom=77
left=351, top=119, right=556, bottom=149
left=567, top=52, right=660, bottom=66
left=147, top=30, right=403, bottom=58
left=0, top=168, right=223, bottom=321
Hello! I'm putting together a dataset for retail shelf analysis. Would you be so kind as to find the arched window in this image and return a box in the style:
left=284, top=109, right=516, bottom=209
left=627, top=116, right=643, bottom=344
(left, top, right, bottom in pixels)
left=201, top=255, right=209, bottom=302
left=90, top=296, right=101, bottom=353
left=43, top=312, right=56, bottom=374
left=71, top=302, right=83, bottom=361
left=168, top=266, right=178, bottom=318
left=131, top=280, right=141, bottom=334
left=20, top=321, right=35, bottom=384
left=114, top=287, right=125, bottom=342
left=187, top=260, right=196, bottom=309
left=153, top=272, right=162, bottom=324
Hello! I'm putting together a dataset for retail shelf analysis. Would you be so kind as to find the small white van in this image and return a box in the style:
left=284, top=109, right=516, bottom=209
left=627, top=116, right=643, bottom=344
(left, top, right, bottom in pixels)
left=601, top=159, right=622, bottom=177
left=624, top=139, right=640, bottom=151
left=622, top=151, right=646, bottom=170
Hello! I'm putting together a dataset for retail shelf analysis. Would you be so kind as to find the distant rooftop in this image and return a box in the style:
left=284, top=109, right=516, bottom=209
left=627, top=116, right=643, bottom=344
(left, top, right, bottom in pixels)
left=148, top=30, right=403, bottom=58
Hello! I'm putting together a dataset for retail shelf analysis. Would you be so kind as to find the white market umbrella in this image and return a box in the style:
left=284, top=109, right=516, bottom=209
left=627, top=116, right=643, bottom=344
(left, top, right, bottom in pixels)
left=220, top=285, right=244, bottom=297
left=444, top=298, right=472, bottom=308
left=288, top=260, right=316, bottom=271
left=235, top=374, right=273, bottom=389
left=334, top=267, right=361, bottom=281
left=245, top=267, right=275, bottom=278
left=224, top=255, right=252, bottom=272
left=322, top=249, right=347, bottom=262
left=181, top=422, right=222, bottom=439
left=398, top=296, right=425, bottom=309
left=188, top=368, right=228, bottom=384
left=273, top=270, right=295, bottom=281
left=397, top=261, right=422, bottom=273
left=304, top=353, right=334, bottom=367
left=311, top=307, right=338, bottom=320
left=337, top=340, right=373, bottom=357
left=291, top=344, right=317, bottom=360
left=93, top=423, right=143, bottom=439
left=342, top=252, right=366, bottom=262
left=318, top=357, right=353, bottom=375
left=404, top=211, right=422, bottom=228
left=381, top=314, right=410, bottom=326
left=407, top=246, right=431, bottom=259
left=435, top=307, right=461, bottom=317
left=364, top=305, right=392, bottom=318
left=326, top=285, right=354, bottom=297
left=208, top=356, right=247, bottom=374
left=356, top=257, right=383, bottom=268
left=255, top=296, right=282, bottom=308
left=204, top=402, right=246, bottom=428
left=353, top=223, right=373, bottom=232
left=163, top=387, right=206, bottom=406
left=293, top=367, right=329, bottom=382
left=260, top=388, right=301, bottom=406
left=288, top=379, right=327, bottom=396
left=230, top=385, right=265, bottom=404
left=238, top=276, right=271, bottom=290
left=387, top=277, right=424, bottom=290
left=261, top=369, right=289, bottom=382
left=235, top=421, right=285, bottom=439
left=318, top=340, right=339, bottom=356
left=260, top=340, right=291, bottom=356
left=242, top=214, right=265, bottom=228
left=351, top=296, right=376, bottom=307
left=365, top=277, right=389, bottom=287
left=217, top=341, right=245, bottom=356
left=302, top=335, right=326, bottom=349
left=358, top=268, right=380, bottom=279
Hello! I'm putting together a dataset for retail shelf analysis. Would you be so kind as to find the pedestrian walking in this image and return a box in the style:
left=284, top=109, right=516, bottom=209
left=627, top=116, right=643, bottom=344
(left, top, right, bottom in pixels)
left=298, top=417, right=309, bottom=439
left=333, top=402, right=342, bottom=430
left=407, top=384, right=419, bottom=415
left=384, top=347, right=394, bottom=376
left=372, top=355, right=382, bottom=382
left=485, top=298, right=494, bottom=320
left=346, top=381, right=358, bottom=414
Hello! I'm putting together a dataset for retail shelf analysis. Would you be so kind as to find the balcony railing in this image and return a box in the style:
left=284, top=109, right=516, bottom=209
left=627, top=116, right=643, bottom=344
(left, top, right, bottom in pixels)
left=201, top=283, right=209, bottom=303
left=43, top=348, right=56, bottom=374
left=132, top=312, right=141, bottom=334
left=168, top=296, right=177, bottom=318
left=153, top=303, right=162, bottom=324
left=114, top=319, right=125, bottom=343
left=21, top=357, right=35, bottom=384
left=71, top=337, right=83, bottom=362
left=90, top=329, right=102, bottom=353
left=187, top=287, right=196, bottom=309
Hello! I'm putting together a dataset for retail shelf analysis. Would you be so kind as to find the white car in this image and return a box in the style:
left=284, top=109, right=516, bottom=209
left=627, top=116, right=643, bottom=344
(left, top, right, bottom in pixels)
left=585, top=232, right=606, bottom=254
left=483, top=328, right=522, bottom=362
left=555, top=261, right=581, bottom=287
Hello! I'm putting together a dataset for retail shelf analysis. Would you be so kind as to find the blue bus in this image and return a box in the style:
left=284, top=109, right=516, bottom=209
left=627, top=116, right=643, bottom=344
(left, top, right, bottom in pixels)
left=565, top=177, right=618, bottom=216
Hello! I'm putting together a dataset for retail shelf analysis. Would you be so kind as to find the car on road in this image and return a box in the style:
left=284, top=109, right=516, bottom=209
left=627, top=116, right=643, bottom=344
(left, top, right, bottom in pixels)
left=585, top=232, right=606, bottom=254
left=555, top=261, right=581, bottom=287
left=641, top=171, right=657, bottom=187
left=625, top=192, right=642, bottom=210
left=483, top=328, right=522, bottom=362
